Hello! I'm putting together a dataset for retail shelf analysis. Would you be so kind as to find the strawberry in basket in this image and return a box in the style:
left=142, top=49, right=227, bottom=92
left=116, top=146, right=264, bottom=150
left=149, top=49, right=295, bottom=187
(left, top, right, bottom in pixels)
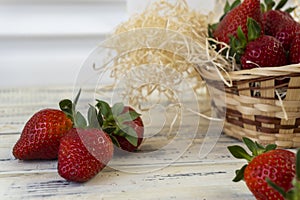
left=210, top=0, right=300, bottom=68
left=211, top=0, right=263, bottom=45
left=289, top=33, right=300, bottom=64
left=262, top=0, right=300, bottom=52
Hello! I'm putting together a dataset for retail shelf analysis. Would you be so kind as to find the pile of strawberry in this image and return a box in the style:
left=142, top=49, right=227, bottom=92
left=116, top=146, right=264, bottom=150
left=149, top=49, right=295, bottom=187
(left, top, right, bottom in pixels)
left=228, top=138, right=300, bottom=200
left=12, top=90, right=144, bottom=183
left=209, top=0, right=300, bottom=69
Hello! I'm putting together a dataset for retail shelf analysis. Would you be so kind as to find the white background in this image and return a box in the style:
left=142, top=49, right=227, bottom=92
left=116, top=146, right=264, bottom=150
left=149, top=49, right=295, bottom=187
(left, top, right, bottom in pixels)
left=0, top=0, right=217, bottom=88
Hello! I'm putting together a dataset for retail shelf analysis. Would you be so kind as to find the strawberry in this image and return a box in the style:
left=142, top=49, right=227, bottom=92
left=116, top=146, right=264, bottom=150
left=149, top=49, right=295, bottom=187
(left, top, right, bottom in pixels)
left=229, top=17, right=287, bottom=69
left=95, top=101, right=144, bottom=152
left=57, top=128, right=113, bottom=183
left=113, top=106, right=144, bottom=152
left=263, top=10, right=294, bottom=36
left=262, top=0, right=300, bottom=51
left=57, top=101, right=114, bottom=183
left=228, top=138, right=296, bottom=200
left=264, top=10, right=300, bottom=51
left=12, top=109, right=73, bottom=160
left=12, top=90, right=87, bottom=160
left=268, top=149, right=300, bottom=200
left=212, top=0, right=263, bottom=44
left=241, top=35, right=288, bottom=69
left=289, top=32, right=300, bottom=64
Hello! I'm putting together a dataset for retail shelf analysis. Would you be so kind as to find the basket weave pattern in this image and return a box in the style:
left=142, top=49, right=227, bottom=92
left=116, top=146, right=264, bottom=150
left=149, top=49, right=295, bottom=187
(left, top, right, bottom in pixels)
left=221, top=64, right=300, bottom=148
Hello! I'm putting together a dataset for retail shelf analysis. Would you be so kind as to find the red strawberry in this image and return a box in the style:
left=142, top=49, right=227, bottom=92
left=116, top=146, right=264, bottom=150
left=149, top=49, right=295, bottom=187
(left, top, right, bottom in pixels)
left=57, top=128, right=113, bottom=183
left=229, top=17, right=287, bottom=69
left=96, top=101, right=144, bottom=152
left=266, top=10, right=300, bottom=50
left=267, top=149, right=300, bottom=200
left=13, top=109, right=73, bottom=160
left=263, top=10, right=294, bottom=35
left=228, top=138, right=296, bottom=200
left=262, top=0, right=300, bottom=52
left=289, top=32, right=300, bottom=64
left=213, top=0, right=263, bottom=44
left=113, top=106, right=144, bottom=152
left=241, top=35, right=287, bottom=69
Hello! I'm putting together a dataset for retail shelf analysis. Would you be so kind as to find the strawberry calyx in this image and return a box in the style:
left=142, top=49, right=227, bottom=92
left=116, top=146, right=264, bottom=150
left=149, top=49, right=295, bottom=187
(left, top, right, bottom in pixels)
left=229, top=17, right=261, bottom=63
left=59, top=89, right=88, bottom=128
left=261, top=0, right=296, bottom=13
left=228, top=137, right=277, bottom=182
left=59, top=89, right=102, bottom=130
left=95, top=100, right=141, bottom=148
left=267, top=149, right=300, bottom=200
left=59, top=89, right=141, bottom=148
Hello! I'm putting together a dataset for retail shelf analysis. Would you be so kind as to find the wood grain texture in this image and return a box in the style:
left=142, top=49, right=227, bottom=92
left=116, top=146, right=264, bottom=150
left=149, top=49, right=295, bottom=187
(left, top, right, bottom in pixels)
left=0, top=87, right=254, bottom=200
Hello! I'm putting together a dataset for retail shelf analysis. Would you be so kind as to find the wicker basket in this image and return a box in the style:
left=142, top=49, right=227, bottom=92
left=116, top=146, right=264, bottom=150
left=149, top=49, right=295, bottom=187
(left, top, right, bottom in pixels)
left=205, top=64, right=300, bottom=148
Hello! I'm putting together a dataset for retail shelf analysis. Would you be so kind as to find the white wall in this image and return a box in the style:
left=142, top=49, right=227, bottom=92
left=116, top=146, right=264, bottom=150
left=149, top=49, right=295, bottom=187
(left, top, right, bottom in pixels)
left=0, top=0, right=127, bottom=87
left=0, top=0, right=218, bottom=88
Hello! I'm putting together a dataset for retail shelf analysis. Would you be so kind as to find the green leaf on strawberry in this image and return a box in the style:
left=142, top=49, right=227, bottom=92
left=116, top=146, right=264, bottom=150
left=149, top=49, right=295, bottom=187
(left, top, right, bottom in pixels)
left=112, top=102, right=125, bottom=116
left=95, top=101, right=144, bottom=151
left=116, top=111, right=141, bottom=124
left=246, top=17, right=261, bottom=42
left=228, top=145, right=252, bottom=161
left=59, top=89, right=83, bottom=126
left=229, top=17, right=261, bottom=59
left=88, top=105, right=101, bottom=129
left=261, top=0, right=296, bottom=13
left=96, top=100, right=113, bottom=119
left=261, top=0, right=276, bottom=12
left=125, top=134, right=138, bottom=148
left=233, top=164, right=247, bottom=182
left=75, top=111, right=87, bottom=128
left=223, top=0, right=242, bottom=20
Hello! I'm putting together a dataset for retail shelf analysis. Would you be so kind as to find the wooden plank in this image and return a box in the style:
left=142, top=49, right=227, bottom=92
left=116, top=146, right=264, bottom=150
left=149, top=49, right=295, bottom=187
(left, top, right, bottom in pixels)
left=0, top=134, right=245, bottom=173
left=0, top=161, right=253, bottom=200
left=0, top=133, right=254, bottom=199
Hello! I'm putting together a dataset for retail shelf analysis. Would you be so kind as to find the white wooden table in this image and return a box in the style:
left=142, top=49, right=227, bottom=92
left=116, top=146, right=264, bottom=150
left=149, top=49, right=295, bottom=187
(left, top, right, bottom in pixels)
left=0, top=87, right=255, bottom=200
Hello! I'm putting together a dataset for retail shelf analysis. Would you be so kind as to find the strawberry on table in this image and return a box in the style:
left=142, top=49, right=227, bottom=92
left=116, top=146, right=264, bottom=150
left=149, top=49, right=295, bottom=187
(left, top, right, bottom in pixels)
left=228, top=138, right=296, bottom=200
left=13, top=108, right=73, bottom=160
left=58, top=128, right=113, bottom=183
left=57, top=101, right=114, bottom=183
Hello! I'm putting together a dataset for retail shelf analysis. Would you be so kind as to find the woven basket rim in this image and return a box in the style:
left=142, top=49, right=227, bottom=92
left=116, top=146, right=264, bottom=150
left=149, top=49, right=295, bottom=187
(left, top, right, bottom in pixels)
left=224, top=63, right=300, bottom=81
